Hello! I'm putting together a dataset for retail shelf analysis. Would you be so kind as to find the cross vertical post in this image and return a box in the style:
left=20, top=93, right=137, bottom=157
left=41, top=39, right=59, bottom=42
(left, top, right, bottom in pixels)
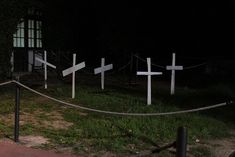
left=72, top=54, right=76, bottom=99
left=171, top=53, right=175, bottom=95
left=44, top=51, right=47, bottom=89
left=137, top=58, right=162, bottom=105
left=35, top=50, right=56, bottom=89
left=101, top=58, right=105, bottom=90
left=62, top=53, right=85, bottom=98
left=166, top=53, right=183, bottom=95
left=94, top=58, right=113, bottom=90
left=147, top=58, right=151, bottom=105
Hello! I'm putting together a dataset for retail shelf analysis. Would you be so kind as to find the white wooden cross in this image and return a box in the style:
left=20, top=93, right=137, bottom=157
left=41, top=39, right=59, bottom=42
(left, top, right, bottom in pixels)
left=94, top=58, right=113, bottom=90
left=137, top=58, right=162, bottom=105
left=62, top=53, right=85, bottom=98
left=35, top=50, right=56, bottom=89
left=166, top=53, right=183, bottom=95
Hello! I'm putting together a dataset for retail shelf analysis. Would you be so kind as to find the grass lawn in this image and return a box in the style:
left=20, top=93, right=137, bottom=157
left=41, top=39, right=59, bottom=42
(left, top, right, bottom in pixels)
left=0, top=74, right=234, bottom=157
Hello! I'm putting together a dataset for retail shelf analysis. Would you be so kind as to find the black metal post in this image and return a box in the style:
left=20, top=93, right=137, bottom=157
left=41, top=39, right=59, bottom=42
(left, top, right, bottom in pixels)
left=129, top=52, right=134, bottom=85
left=134, top=53, right=139, bottom=84
left=14, top=76, right=20, bottom=142
left=176, top=127, right=187, bottom=157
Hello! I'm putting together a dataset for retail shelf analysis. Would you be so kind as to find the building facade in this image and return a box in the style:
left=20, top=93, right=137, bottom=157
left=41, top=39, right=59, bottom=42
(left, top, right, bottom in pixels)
left=12, top=7, right=43, bottom=72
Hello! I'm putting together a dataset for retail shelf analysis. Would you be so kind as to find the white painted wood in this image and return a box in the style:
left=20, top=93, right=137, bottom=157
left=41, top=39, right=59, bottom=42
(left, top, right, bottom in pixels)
left=166, top=53, right=183, bottom=95
left=62, top=54, right=86, bottom=98
left=94, top=64, right=113, bottom=74
left=72, top=54, right=76, bottom=99
left=62, top=61, right=85, bottom=77
left=101, top=58, right=104, bottom=90
left=137, top=58, right=162, bottom=105
left=35, top=58, right=56, bottom=69
left=94, top=58, right=113, bottom=90
left=137, top=72, right=162, bottom=75
left=35, top=50, right=56, bottom=89
left=44, top=51, right=47, bottom=89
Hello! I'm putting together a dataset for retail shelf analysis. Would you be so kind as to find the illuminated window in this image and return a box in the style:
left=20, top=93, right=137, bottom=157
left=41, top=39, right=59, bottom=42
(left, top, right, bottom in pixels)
left=13, top=19, right=25, bottom=47
left=28, top=20, right=35, bottom=47
left=28, top=20, right=42, bottom=48
left=13, top=9, right=43, bottom=49
left=36, top=21, right=42, bottom=48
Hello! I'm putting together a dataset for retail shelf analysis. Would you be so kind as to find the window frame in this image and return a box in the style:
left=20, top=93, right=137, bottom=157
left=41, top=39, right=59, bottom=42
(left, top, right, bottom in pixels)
left=13, top=19, right=25, bottom=48
left=13, top=8, right=43, bottom=49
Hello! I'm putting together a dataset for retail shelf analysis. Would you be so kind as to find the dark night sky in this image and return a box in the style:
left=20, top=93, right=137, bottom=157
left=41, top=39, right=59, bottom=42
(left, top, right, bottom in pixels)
left=43, top=1, right=235, bottom=59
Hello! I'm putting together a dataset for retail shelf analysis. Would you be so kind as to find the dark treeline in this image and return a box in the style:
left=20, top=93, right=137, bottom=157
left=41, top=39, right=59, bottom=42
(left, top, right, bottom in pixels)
left=44, top=1, right=235, bottom=59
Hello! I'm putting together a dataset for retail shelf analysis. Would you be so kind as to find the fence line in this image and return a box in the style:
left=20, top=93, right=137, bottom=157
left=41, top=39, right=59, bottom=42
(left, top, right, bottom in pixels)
left=0, top=80, right=14, bottom=86
left=116, top=60, right=131, bottom=72
left=134, top=55, right=166, bottom=69
left=0, top=80, right=232, bottom=116
left=134, top=55, right=207, bottom=70
left=183, top=62, right=207, bottom=70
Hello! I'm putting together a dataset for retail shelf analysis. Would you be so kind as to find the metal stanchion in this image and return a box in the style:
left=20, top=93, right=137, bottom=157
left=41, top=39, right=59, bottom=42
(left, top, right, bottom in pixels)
left=14, top=76, right=20, bottom=142
left=129, top=52, right=134, bottom=85
left=176, top=127, right=187, bottom=157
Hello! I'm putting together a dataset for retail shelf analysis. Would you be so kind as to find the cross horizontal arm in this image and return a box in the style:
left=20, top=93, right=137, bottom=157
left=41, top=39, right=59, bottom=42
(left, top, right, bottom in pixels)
left=35, top=57, right=56, bottom=69
left=94, top=64, right=113, bottom=74
left=137, top=72, right=163, bottom=75
left=62, top=62, right=85, bottom=76
left=36, top=57, right=56, bottom=69
left=103, top=64, right=113, bottom=71
left=166, top=66, right=183, bottom=70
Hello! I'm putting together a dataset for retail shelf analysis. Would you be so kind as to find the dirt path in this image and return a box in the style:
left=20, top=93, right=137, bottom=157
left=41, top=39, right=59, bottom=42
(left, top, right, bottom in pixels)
left=189, top=131, right=235, bottom=157
left=0, top=141, right=80, bottom=157
left=0, top=130, right=234, bottom=157
left=208, top=135, right=235, bottom=157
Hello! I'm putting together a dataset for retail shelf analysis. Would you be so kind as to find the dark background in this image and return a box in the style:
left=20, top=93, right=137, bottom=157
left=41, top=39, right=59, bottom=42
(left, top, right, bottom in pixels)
left=42, top=1, right=235, bottom=60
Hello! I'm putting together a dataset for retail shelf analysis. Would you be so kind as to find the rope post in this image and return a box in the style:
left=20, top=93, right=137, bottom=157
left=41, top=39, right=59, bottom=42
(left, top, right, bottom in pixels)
left=176, top=126, right=187, bottom=157
left=14, top=76, right=20, bottom=143
left=134, top=53, right=139, bottom=84
left=128, top=52, right=134, bottom=85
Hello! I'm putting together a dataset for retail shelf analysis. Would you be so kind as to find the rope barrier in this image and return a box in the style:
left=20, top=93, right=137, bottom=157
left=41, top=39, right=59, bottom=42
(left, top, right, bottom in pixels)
left=134, top=55, right=165, bottom=69
left=0, top=80, right=231, bottom=116
left=183, top=62, right=207, bottom=70
left=0, top=80, right=14, bottom=86
left=134, top=55, right=207, bottom=70
left=117, top=60, right=131, bottom=72
left=107, top=60, right=131, bottom=75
